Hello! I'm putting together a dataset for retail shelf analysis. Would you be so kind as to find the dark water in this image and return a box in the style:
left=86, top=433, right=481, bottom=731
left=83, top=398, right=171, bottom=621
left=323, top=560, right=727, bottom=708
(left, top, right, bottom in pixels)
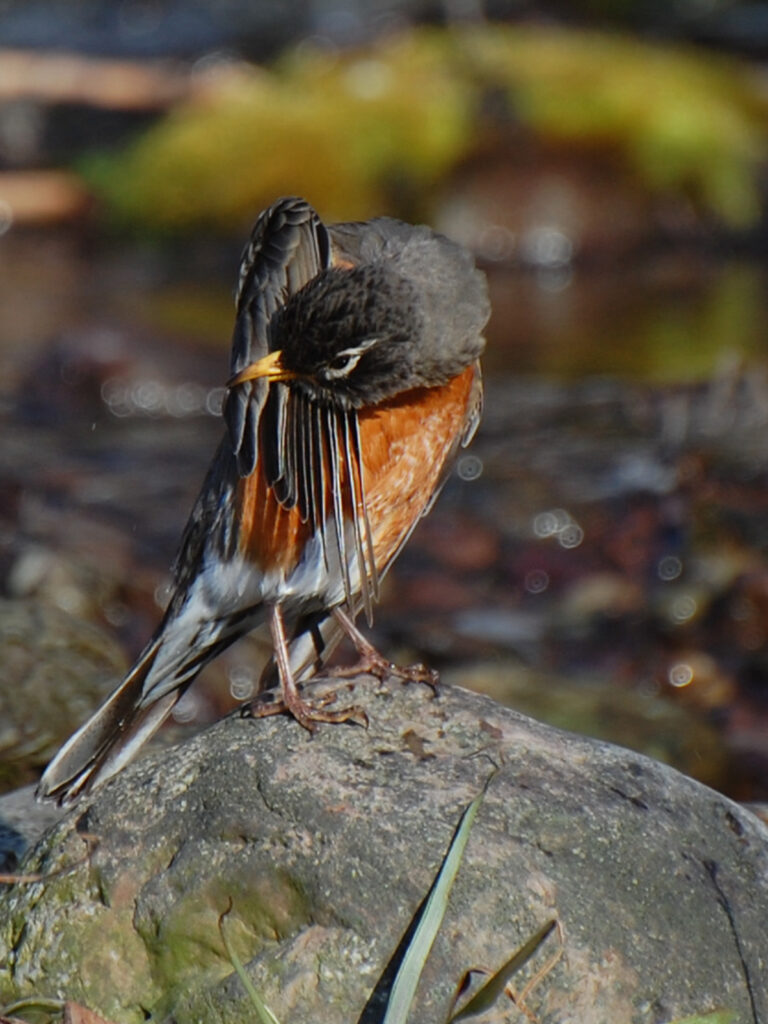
left=2, top=228, right=768, bottom=799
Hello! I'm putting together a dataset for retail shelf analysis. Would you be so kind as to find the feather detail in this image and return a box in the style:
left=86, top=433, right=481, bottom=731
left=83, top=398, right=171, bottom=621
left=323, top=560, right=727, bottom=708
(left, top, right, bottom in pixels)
left=225, top=198, right=331, bottom=477
left=326, top=403, right=352, bottom=605
left=342, top=409, right=378, bottom=625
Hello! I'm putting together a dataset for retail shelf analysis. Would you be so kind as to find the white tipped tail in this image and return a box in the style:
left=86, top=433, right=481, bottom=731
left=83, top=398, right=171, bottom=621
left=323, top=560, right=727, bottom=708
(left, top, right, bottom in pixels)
left=36, top=638, right=183, bottom=805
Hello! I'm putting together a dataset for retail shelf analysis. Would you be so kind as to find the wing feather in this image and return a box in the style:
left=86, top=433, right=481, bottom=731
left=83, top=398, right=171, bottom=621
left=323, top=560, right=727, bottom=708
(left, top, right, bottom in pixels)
left=224, top=196, right=331, bottom=477
left=226, top=205, right=483, bottom=633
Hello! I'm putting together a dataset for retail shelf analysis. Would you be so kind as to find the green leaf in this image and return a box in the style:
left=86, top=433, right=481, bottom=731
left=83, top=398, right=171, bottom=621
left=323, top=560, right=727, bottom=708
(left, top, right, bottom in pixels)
left=448, top=919, right=557, bottom=1021
left=381, top=788, right=486, bottom=1024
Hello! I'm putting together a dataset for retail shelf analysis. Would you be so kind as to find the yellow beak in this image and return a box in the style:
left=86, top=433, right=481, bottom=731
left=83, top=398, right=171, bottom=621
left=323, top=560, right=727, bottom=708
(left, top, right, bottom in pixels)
left=227, top=349, right=296, bottom=387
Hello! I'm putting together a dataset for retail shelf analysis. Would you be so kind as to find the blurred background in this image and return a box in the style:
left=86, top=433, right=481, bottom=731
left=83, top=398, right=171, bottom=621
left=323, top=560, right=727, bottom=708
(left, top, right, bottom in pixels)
left=2, top=0, right=768, bottom=804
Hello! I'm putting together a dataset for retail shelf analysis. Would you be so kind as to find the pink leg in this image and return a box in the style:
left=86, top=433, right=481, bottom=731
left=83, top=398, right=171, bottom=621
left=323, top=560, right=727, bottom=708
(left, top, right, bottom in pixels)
left=329, top=606, right=439, bottom=692
left=245, top=605, right=368, bottom=731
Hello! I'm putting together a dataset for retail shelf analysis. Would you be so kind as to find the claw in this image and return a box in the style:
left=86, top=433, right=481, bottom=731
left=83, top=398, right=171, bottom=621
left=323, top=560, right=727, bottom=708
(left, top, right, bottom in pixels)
left=243, top=688, right=368, bottom=731
left=330, top=605, right=439, bottom=695
left=245, top=606, right=369, bottom=733
left=328, top=654, right=439, bottom=695
left=395, top=662, right=440, bottom=694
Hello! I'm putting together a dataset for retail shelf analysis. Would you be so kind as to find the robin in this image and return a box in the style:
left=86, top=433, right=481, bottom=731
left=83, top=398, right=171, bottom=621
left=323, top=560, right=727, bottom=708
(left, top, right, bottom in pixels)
left=38, top=196, right=489, bottom=804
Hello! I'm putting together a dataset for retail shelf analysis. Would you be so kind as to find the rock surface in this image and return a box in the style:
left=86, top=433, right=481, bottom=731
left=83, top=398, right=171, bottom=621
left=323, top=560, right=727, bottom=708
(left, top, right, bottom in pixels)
left=0, top=676, right=766, bottom=1024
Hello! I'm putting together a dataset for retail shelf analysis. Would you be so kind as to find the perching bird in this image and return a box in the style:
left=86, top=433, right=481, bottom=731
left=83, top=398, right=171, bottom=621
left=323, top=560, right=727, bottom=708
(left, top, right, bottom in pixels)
left=38, top=196, right=489, bottom=804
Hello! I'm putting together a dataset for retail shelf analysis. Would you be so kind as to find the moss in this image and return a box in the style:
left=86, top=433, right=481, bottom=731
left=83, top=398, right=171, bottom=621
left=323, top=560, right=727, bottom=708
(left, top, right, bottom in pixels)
left=3, top=868, right=155, bottom=1021
left=1, top=830, right=319, bottom=1023
left=133, top=863, right=311, bottom=1020
left=3, top=912, right=154, bottom=1022
left=1, top=851, right=314, bottom=1022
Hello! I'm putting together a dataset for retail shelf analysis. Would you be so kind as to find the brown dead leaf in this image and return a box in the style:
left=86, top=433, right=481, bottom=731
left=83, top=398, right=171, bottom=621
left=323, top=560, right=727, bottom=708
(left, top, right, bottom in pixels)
left=401, top=729, right=435, bottom=760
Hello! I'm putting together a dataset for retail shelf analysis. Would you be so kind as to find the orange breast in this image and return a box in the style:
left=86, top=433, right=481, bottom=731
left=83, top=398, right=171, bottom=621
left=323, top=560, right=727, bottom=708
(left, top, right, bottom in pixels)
left=236, top=364, right=477, bottom=579
left=358, top=364, right=476, bottom=569
left=236, top=455, right=313, bottom=574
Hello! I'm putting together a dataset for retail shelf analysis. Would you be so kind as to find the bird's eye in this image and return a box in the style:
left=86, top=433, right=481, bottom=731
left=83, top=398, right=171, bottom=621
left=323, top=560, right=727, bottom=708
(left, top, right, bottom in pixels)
left=328, top=352, right=357, bottom=374
left=321, top=338, right=380, bottom=381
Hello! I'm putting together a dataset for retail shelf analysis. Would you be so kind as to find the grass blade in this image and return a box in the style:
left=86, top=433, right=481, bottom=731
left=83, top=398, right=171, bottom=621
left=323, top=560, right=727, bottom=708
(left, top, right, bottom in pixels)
left=449, top=919, right=557, bottom=1021
left=382, top=790, right=485, bottom=1024
left=218, top=905, right=281, bottom=1024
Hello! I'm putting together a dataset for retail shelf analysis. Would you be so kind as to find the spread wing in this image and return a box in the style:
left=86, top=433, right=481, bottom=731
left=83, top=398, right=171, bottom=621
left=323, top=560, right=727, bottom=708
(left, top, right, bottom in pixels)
left=174, top=198, right=332, bottom=588
left=224, top=196, right=331, bottom=476
left=224, top=201, right=379, bottom=622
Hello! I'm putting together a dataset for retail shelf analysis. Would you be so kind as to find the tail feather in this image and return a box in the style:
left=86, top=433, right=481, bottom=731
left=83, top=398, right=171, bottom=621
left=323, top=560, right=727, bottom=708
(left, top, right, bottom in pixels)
left=35, top=639, right=185, bottom=805
left=38, top=594, right=266, bottom=805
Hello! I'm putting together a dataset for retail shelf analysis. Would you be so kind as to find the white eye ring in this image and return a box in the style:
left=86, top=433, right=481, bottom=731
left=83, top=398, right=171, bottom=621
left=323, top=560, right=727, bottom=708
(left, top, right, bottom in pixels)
left=325, top=351, right=363, bottom=377
left=323, top=338, right=379, bottom=380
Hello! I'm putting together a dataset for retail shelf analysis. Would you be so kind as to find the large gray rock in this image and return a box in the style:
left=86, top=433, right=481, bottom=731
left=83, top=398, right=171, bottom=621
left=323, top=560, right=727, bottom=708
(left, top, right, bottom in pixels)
left=1, top=677, right=766, bottom=1024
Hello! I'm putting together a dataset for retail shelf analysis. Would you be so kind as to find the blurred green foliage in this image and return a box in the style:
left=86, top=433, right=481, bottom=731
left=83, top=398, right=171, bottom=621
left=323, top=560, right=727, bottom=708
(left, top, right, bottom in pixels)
left=81, top=24, right=768, bottom=233
left=82, top=33, right=471, bottom=231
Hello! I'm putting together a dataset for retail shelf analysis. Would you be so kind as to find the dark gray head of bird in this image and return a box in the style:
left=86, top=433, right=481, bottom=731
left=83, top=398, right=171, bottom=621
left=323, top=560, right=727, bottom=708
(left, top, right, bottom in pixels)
left=228, top=260, right=486, bottom=409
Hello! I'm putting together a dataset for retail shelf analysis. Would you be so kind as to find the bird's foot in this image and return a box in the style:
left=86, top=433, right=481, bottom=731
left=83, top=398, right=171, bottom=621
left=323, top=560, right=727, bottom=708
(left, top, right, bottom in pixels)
left=242, top=685, right=368, bottom=733
left=252, top=604, right=369, bottom=732
left=330, top=607, right=439, bottom=694
left=328, top=651, right=439, bottom=694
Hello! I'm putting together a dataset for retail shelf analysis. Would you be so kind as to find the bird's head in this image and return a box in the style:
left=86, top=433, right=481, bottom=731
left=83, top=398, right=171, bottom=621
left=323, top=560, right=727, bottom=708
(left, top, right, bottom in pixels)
left=227, top=262, right=477, bottom=409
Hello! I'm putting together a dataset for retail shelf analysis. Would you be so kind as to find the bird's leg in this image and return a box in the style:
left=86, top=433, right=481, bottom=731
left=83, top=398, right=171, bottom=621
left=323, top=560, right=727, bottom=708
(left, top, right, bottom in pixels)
left=328, top=606, right=439, bottom=692
left=244, top=604, right=368, bottom=731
